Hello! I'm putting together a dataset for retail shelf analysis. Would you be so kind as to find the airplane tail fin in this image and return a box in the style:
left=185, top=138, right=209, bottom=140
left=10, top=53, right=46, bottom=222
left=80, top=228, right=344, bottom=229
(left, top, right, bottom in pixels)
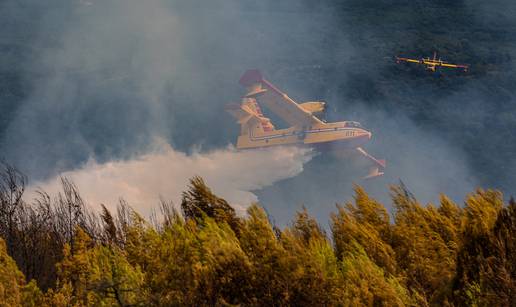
left=228, top=72, right=276, bottom=135
left=239, top=69, right=263, bottom=87
left=239, top=69, right=271, bottom=99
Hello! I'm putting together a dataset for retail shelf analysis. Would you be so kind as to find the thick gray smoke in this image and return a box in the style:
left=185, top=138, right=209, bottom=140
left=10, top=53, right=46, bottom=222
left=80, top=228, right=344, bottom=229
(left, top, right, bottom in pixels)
left=1, top=0, right=334, bottom=175
left=26, top=141, right=313, bottom=217
left=1, top=0, right=504, bottom=225
left=256, top=102, right=479, bottom=226
left=3, top=0, right=331, bottom=218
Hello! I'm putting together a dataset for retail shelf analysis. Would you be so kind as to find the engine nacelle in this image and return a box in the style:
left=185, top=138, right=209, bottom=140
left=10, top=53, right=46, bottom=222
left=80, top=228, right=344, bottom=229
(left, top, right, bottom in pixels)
left=299, top=101, right=326, bottom=115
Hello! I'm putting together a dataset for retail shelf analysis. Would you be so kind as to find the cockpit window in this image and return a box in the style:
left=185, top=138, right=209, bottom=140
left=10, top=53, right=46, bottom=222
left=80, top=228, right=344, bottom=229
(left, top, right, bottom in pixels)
left=345, top=121, right=362, bottom=128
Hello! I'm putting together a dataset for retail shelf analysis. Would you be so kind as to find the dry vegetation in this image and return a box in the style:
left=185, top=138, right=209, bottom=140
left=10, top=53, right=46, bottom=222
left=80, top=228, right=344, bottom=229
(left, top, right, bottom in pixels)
left=0, top=162, right=515, bottom=306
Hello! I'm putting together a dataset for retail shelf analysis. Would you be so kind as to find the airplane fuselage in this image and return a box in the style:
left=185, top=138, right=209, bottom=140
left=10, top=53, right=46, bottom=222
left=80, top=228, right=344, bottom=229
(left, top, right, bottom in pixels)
left=228, top=69, right=386, bottom=179
left=236, top=121, right=371, bottom=150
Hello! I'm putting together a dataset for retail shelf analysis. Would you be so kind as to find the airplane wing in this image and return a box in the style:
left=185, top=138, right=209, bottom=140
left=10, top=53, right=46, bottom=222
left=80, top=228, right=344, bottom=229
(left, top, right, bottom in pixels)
left=396, top=57, right=421, bottom=64
left=356, top=147, right=386, bottom=179
left=440, top=63, right=469, bottom=71
left=239, top=70, right=323, bottom=127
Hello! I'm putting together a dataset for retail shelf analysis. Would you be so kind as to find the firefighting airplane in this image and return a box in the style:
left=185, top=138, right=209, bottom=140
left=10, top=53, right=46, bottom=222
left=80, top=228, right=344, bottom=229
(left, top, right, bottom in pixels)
left=225, top=70, right=385, bottom=179
left=396, top=52, right=469, bottom=72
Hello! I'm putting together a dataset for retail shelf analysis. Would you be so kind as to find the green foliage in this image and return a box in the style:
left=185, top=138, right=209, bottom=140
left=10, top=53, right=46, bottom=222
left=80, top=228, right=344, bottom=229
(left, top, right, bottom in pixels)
left=332, top=186, right=397, bottom=277
left=239, top=205, right=292, bottom=305
left=54, top=227, right=145, bottom=306
left=0, top=238, right=25, bottom=306
left=452, top=193, right=516, bottom=306
left=390, top=186, right=461, bottom=304
left=461, top=189, right=503, bottom=237
left=339, top=241, right=411, bottom=306
left=181, top=176, right=242, bottom=235
left=0, top=238, right=45, bottom=307
left=1, top=173, right=515, bottom=306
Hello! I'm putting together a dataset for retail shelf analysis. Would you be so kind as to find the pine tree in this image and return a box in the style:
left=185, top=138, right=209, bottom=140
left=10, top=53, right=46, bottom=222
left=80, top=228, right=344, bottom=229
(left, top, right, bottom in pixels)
left=332, top=186, right=397, bottom=274
left=181, top=176, right=241, bottom=235
left=452, top=191, right=515, bottom=306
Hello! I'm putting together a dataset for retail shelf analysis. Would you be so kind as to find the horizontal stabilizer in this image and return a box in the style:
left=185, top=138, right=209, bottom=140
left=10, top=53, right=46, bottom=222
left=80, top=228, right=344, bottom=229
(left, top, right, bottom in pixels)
left=225, top=103, right=255, bottom=123
left=245, top=88, right=268, bottom=98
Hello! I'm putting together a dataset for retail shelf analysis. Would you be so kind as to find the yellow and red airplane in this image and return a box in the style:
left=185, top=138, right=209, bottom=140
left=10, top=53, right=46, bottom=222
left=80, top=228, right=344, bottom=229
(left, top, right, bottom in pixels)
left=396, top=51, right=469, bottom=72
left=226, top=70, right=385, bottom=179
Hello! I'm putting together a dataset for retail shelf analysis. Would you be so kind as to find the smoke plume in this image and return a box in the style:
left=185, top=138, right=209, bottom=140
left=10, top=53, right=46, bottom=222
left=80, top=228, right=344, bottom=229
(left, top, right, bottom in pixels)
left=26, top=141, right=313, bottom=217
left=2, top=0, right=513, bottom=226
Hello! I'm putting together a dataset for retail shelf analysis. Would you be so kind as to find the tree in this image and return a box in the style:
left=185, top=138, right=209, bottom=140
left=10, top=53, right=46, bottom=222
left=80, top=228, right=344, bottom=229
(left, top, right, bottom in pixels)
left=181, top=176, right=241, bottom=235
left=239, top=205, right=292, bottom=305
left=452, top=191, right=515, bottom=306
left=332, top=186, right=397, bottom=275
left=390, top=185, right=461, bottom=305
left=54, top=227, right=145, bottom=306
left=0, top=161, right=26, bottom=253
left=338, top=242, right=412, bottom=307
left=0, top=237, right=26, bottom=306
left=281, top=209, right=343, bottom=305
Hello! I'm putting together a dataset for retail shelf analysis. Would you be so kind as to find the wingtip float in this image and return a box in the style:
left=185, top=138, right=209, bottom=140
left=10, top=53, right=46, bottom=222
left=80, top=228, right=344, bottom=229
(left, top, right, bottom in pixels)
left=227, top=69, right=385, bottom=180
